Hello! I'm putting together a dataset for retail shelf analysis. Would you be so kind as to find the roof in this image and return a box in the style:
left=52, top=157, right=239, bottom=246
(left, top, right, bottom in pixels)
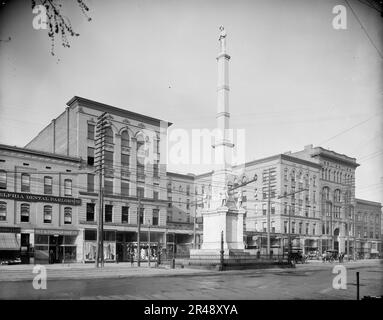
left=0, top=144, right=82, bottom=163
left=355, top=198, right=382, bottom=208
left=167, top=171, right=195, bottom=180
left=67, top=96, right=173, bottom=128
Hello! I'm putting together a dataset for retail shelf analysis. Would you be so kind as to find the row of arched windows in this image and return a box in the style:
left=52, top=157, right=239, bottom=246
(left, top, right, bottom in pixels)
left=0, top=202, right=72, bottom=224
left=322, top=187, right=345, bottom=203
left=321, top=167, right=353, bottom=184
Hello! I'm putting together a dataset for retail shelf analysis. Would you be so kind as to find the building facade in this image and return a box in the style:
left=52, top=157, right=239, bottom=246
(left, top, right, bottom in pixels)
left=1, top=97, right=381, bottom=263
left=355, top=198, right=382, bottom=258
left=0, top=144, right=83, bottom=264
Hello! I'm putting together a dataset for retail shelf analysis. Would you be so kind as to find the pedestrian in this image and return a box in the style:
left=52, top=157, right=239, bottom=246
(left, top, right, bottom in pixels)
left=130, top=251, right=134, bottom=267
left=49, top=249, right=54, bottom=264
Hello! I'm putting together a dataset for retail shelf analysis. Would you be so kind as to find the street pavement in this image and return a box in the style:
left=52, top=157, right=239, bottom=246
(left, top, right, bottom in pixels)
left=0, top=260, right=381, bottom=300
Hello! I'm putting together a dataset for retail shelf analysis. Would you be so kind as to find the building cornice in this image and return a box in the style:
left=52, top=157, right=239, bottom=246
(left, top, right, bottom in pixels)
left=67, top=96, right=173, bottom=128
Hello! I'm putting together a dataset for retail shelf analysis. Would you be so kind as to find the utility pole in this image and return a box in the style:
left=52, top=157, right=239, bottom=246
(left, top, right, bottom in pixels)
left=278, top=188, right=308, bottom=264
left=137, top=194, right=141, bottom=267
left=193, top=197, right=198, bottom=249
left=267, top=169, right=271, bottom=258
left=95, top=112, right=108, bottom=268
left=148, top=220, right=151, bottom=268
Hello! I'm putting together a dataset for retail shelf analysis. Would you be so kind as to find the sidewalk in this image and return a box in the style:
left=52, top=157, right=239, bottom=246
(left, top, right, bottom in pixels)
left=0, top=262, right=214, bottom=282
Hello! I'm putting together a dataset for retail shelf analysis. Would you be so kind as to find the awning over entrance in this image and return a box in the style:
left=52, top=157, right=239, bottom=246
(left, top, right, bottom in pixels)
left=0, top=233, right=20, bottom=250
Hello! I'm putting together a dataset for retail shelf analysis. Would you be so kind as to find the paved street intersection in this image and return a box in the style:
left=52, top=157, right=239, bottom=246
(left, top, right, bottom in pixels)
left=0, top=260, right=381, bottom=300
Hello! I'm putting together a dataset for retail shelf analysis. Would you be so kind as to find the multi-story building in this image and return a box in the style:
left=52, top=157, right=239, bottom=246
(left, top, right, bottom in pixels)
left=355, top=199, right=382, bottom=258
left=194, top=153, right=322, bottom=255
left=0, top=144, right=83, bottom=264
left=10, top=96, right=202, bottom=263
left=1, top=96, right=381, bottom=263
left=291, top=144, right=359, bottom=255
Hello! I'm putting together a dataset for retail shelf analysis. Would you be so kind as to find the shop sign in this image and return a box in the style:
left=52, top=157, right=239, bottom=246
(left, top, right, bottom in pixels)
left=0, top=191, right=81, bottom=206
left=35, top=229, right=78, bottom=236
left=0, top=226, right=21, bottom=233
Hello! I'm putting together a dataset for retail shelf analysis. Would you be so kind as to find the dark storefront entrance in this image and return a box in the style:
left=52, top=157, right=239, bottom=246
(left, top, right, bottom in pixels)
left=34, top=230, right=78, bottom=264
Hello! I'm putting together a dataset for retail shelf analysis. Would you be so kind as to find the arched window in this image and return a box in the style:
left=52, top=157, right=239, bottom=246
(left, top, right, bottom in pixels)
left=64, top=207, right=72, bottom=224
left=334, top=189, right=341, bottom=202
left=64, top=179, right=72, bottom=196
left=0, top=201, right=6, bottom=221
left=0, top=170, right=6, bottom=189
left=121, top=130, right=130, bottom=148
left=20, top=203, right=30, bottom=222
left=44, top=176, right=53, bottom=194
left=21, top=173, right=30, bottom=192
left=105, top=126, right=114, bottom=145
left=322, top=187, right=330, bottom=201
left=43, top=205, right=52, bottom=223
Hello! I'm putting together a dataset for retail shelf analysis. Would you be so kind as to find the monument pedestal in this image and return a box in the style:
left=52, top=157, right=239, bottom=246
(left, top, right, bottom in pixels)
left=190, top=206, right=247, bottom=260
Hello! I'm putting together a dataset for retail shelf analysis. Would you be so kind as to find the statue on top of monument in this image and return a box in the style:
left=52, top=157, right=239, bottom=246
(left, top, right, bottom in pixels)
left=219, top=25, right=227, bottom=53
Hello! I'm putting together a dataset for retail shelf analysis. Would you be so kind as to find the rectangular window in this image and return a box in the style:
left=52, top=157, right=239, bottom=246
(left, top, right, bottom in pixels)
left=137, top=186, right=144, bottom=199
left=153, top=160, right=159, bottom=177
left=291, top=222, right=295, bottom=234
left=21, top=174, right=30, bottom=192
left=153, top=191, right=159, bottom=200
left=104, top=151, right=114, bottom=168
left=87, top=174, right=95, bottom=193
left=152, top=209, right=159, bottom=226
left=43, top=206, right=52, bottom=223
left=139, top=207, right=144, bottom=224
left=312, top=224, right=316, bottom=235
left=186, top=199, right=190, bottom=210
left=44, top=176, right=53, bottom=195
left=105, top=205, right=113, bottom=222
left=20, top=203, right=30, bottom=222
left=87, top=147, right=95, bottom=166
left=121, top=154, right=129, bottom=167
left=64, top=179, right=72, bottom=196
left=186, top=185, right=190, bottom=196
left=121, top=181, right=129, bottom=196
left=284, top=221, right=288, bottom=233
left=87, top=123, right=95, bottom=140
left=0, top=202, right=6, bottom=221
left=104, top=179, right=113, bottom=195
left=137, top=157, right=145, bottom=180
left=298, top=223, right=302, bottom=234
left=271, top=221, right=275, bottom=233
left=0, top=171, right=6, bottom=190
left=306, top=223, right=309, bottom=235
left=271, top=203, right=275, bottom=214
left=86, top=203, right=95, bottom=222
left=262, top=204, right=267, bottom=215
left=262, top=222, right=266, bottom=232
left=122, top=206, right=129, bottom=223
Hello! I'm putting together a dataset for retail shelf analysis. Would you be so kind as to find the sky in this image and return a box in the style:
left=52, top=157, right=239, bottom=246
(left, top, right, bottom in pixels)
left=0, top=0, right=382, bottom=203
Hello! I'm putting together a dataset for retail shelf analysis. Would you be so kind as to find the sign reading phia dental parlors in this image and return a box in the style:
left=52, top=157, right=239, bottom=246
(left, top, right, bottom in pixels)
left=0, top=191, right=82, bottom=206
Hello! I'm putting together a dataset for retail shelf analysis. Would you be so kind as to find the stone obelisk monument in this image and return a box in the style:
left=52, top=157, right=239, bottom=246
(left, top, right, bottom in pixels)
left=191, top=27, right=246, bottom=258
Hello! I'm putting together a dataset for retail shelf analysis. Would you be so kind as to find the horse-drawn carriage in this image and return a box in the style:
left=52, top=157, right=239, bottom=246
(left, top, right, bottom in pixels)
left=322, top=250, right=338, bottom=262
left=286, top=249, right=307, bottom=264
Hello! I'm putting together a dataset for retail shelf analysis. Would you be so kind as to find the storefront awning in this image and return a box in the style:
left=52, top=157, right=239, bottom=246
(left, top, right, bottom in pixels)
left=0, top=233, right=20, bottom=251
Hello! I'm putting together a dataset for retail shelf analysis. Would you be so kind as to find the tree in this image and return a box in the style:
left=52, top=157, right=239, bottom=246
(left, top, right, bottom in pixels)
left=1, top=0, right=92, bottom=55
